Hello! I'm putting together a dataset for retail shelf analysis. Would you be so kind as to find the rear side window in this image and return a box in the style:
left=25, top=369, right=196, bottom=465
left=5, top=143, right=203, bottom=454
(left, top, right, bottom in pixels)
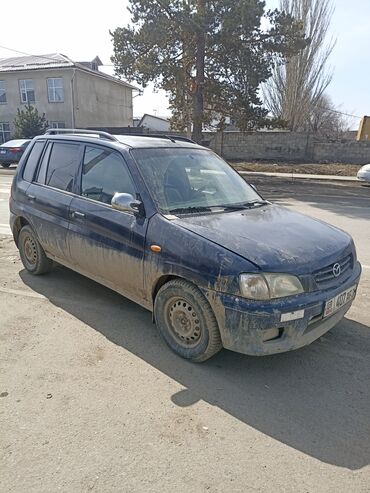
left=45, top=142, right=80, bottom=192
left=81, top=146, right=135, bottom=204
left=23, top=141, right=45, bottom=182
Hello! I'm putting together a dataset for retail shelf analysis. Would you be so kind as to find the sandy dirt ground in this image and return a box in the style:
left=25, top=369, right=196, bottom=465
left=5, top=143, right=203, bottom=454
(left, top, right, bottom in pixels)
left=1, top=175, right=370, bottom=492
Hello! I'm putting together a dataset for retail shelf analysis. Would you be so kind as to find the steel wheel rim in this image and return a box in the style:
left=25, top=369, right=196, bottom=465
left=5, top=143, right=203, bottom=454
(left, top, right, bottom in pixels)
left=165, top=297, right=202, bottom=348
left=23, top=234, right=38, bottom=267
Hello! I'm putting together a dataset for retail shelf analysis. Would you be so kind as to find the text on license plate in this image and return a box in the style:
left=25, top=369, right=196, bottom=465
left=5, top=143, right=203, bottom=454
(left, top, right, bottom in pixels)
left=0, top=150, right=6, bottom=154
left=324, top=285, right=357, bottom=318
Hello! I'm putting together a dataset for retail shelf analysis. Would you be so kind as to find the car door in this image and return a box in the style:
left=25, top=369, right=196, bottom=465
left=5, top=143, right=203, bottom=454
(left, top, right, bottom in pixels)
left=26, top=140, right=82, bottom=263
left=68, top=144, right=148, bottom=304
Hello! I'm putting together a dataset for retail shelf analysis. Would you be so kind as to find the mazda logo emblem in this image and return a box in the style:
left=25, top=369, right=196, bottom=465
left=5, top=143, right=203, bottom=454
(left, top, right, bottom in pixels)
left=333, top=263, right=341, bottom=277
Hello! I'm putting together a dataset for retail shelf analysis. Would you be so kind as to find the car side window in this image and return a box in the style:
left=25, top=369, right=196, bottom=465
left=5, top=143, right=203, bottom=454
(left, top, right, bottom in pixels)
left=45, top=142, right=80, bottom=192
left=81, top=146, right=136, bottom=204
left=35, top=142, right=52, bottom=184
left=22, top=141, right=45, bottom=182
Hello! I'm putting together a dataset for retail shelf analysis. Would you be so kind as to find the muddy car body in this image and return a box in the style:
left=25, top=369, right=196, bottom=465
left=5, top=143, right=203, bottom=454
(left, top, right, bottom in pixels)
left=9, top=130, right=361, bottom=361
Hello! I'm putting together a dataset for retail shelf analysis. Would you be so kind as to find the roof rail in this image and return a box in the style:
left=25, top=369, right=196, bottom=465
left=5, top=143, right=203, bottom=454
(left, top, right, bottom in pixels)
left=44, top=128, right=118, bottom=142
left=122, top=133, right=195, bottom=144
left=166, top=135, right=196, bottom=144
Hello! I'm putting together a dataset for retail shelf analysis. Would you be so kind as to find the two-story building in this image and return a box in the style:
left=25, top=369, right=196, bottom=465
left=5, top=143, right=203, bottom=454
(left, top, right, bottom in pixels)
left=0, top=53, right=136, bottom=142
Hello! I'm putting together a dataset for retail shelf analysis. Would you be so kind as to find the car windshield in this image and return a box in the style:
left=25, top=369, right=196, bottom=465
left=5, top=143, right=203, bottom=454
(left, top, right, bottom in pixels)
left=131, top=148, right=264, bottom=214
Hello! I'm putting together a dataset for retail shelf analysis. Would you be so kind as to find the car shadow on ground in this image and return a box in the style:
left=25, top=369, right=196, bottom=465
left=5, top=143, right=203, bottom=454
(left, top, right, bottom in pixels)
left=21, top=266, right=370, bottom=471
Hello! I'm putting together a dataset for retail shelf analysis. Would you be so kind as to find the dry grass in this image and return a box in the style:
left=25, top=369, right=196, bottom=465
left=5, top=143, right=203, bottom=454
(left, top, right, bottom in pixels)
left=232, top=162, right=363, bottom=176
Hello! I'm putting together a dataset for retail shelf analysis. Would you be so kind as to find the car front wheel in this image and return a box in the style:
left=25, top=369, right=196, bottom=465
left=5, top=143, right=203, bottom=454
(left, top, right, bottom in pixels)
left=154, top=279, right=223, bottom=362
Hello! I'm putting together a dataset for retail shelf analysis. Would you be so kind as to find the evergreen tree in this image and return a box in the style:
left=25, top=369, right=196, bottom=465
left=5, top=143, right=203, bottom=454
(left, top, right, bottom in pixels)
left=111, top=0, right=307, bottom=142
left=14, top=104, right=48, bottom=139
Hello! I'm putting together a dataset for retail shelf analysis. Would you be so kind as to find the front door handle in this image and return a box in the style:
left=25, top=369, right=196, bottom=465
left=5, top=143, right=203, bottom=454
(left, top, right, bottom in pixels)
left=71, top=211, right=86, bottom=219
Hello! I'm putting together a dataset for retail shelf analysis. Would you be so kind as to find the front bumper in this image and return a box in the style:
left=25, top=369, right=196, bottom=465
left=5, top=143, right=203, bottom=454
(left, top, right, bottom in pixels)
left=209, top=261, right=361, bottom=356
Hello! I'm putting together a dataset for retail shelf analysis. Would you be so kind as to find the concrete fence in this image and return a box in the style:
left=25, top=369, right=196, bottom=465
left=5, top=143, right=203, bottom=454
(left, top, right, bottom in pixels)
left=207, top=131, right=370, bottom=164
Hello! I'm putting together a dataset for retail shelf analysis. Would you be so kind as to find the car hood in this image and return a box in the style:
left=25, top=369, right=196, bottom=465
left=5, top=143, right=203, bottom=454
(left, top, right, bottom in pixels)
left=173, top=204, right=353, bottom=273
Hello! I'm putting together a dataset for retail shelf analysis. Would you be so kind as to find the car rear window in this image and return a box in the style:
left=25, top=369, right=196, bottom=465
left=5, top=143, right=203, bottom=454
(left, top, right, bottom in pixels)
left=45, top=142, right=80, bottom=192
left=0, top=139, right=28, bottom=147
left=23, top=141, right=45, bottom=182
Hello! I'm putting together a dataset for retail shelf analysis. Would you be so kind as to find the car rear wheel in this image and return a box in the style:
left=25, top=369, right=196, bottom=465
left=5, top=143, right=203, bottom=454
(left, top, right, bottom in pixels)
left=154, top=279, right=223, bottom=362
left=1, top=163, right=10, bottom=168
left=18, top=225, right=53, bottom=275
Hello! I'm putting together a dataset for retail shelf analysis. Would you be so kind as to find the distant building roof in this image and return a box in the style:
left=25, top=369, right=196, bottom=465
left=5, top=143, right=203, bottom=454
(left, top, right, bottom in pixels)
left=138, top=114, right=170, bottom=126
left=0, top=53, right=137, bottom=90
left=0, top=53, right=74, bottom=71
left=78, top=56, right=103, bottom=71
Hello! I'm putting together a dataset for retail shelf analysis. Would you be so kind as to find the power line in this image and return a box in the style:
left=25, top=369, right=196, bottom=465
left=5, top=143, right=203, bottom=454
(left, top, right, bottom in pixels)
left=0, top=45, right=63, bottom=63
left=0, top=43, right=117, bottom=69
left=317, top=105, right=362, bottom=120
left=0, top=44, right=363, bottom=120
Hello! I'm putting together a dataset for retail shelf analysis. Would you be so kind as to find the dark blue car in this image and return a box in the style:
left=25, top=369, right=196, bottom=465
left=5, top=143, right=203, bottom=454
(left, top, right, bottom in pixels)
left=0, top=139, right=31, bottom=168
left=9, top=130, right=361, bottom=362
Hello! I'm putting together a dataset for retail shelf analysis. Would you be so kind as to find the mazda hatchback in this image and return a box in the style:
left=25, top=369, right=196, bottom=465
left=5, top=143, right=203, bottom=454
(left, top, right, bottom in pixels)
left=9, top=130, right=361, bottom=362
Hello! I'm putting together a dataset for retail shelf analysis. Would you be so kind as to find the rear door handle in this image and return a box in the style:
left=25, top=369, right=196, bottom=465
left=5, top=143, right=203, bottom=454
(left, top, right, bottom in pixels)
left=71, top=211, right=86, bottom=219
left=26, top=193, right=36, bottom=201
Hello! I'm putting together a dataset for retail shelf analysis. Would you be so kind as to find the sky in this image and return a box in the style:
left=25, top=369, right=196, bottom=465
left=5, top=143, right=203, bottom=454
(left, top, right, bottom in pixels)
left=0, top=0, right=369, bottom=128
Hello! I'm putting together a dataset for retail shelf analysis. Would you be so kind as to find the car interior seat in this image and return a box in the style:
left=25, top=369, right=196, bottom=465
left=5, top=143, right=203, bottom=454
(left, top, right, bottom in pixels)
left=163, top=162, right=193, bottom=206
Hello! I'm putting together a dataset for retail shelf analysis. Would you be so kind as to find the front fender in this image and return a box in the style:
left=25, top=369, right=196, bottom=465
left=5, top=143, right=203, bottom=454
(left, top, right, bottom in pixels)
left=144, top=214, right=257, bottom=304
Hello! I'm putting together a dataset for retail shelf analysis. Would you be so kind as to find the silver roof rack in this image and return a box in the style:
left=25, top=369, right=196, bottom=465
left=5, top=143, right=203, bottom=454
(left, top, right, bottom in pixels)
left=124, top=134, right=195, bottom=144
left=45, top=128, right=118, bottom=142
left=45, top=129, right=196, bottom=145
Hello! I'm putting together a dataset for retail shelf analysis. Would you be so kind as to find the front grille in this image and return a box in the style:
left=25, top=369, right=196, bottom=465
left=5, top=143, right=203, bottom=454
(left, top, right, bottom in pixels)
left=314, top=254, right=353, bottom=286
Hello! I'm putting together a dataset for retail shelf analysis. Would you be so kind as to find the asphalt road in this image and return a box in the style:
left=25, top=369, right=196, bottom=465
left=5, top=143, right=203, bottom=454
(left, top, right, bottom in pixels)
left=1, top=169, right=370, bottom=492
left=0, top=167, right=14, bottom=235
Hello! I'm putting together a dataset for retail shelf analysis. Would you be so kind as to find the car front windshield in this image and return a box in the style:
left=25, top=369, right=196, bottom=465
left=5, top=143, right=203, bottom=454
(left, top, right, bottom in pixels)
left=131, top=148, right=264, bottom=214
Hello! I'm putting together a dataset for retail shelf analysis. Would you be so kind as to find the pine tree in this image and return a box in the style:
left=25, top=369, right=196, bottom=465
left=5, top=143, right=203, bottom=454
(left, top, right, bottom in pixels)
left=13, top=104, right=49, bottom=139
left=111, top=0, right=308, bottom=142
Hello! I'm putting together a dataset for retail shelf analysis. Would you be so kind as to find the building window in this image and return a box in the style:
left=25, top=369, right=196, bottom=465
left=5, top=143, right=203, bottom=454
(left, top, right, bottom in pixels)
left=0, top=123, right=11, bottom=144
left=0, top=81, right=6, bottom=104
left=19, top=79, right=35, bottom=103
left=47, top=78, right=64, bottom=102
left=50, top=122, right=66, bottom=129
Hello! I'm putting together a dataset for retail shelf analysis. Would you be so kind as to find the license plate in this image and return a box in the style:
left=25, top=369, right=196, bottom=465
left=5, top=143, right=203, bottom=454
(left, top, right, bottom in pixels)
left=324, top=285, right=357, bottom=318
left=0, top=150, right=6, bottom=154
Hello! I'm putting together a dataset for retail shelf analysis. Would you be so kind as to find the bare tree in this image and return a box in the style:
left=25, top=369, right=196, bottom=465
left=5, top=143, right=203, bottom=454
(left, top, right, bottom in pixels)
left=264, top=0, right=335, bottom=131
left=309, top=94, right=350, bottom=138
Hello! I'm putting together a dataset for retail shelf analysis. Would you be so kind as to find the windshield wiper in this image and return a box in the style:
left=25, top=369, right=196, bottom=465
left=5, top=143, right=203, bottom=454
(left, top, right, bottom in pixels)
left=169, top=201, right=269, bottom=215
left=169, top=205, right=213, bottom=214
left=220, top=200, right=270, bottom=211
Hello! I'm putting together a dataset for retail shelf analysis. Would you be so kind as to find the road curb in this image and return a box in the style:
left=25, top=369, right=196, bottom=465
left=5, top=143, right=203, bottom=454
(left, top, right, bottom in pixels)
left=238, top=171, right=359, bottom=182
left=0, top=169, right=16, bottom=177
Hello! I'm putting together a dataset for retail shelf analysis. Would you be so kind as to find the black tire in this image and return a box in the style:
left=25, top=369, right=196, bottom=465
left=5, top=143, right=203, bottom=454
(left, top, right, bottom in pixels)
left=154, top=279, right=222, bottom=362
left=1, top=163, right=11, bottom=168
left=18, top=225, right=53, bottom=275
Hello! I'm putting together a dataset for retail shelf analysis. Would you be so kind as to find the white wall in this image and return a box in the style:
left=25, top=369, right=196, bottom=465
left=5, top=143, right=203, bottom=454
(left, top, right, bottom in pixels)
left=141, top=114, right=170, bottom=132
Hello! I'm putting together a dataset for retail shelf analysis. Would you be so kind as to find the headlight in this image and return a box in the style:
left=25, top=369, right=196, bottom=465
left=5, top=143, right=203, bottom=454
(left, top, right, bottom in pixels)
left=239, top=273, right=304, bottom=300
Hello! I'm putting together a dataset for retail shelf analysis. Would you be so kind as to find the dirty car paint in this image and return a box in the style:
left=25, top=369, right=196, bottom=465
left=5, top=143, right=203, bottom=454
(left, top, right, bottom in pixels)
left=172, top=204, right=354, bottom=274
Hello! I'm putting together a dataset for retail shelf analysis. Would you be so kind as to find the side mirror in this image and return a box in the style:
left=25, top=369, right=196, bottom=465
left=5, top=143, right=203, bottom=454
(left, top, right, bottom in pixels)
left=111, top=193, right=142, bottom=215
